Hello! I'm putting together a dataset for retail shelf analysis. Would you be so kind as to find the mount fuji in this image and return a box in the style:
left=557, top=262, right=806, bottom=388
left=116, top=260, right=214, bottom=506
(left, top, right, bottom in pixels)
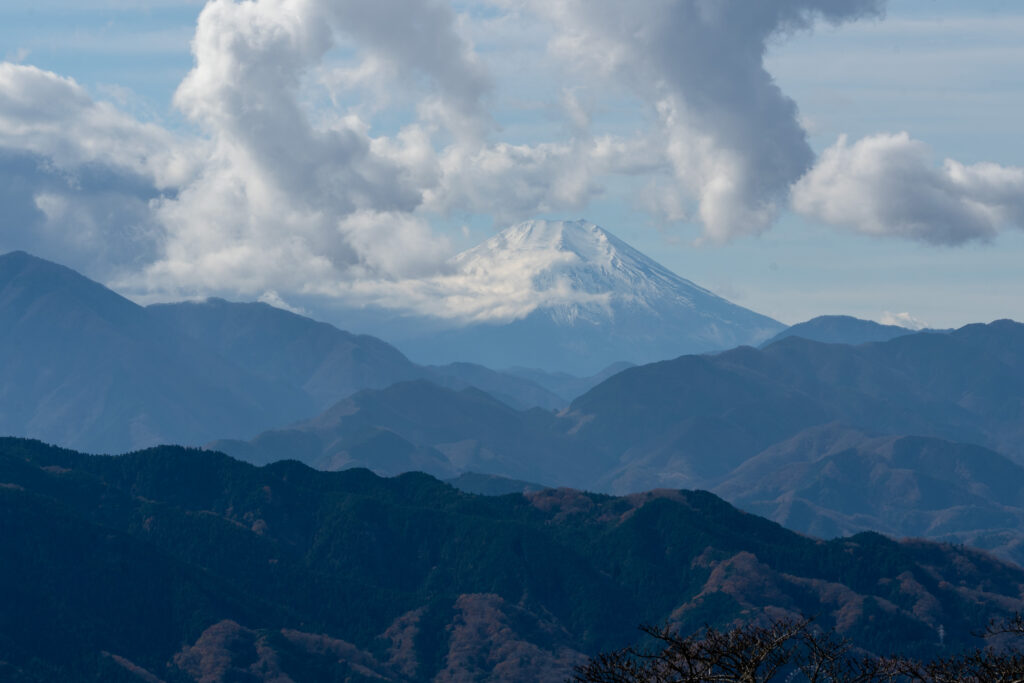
left=343, top=220, right=784, bottom=375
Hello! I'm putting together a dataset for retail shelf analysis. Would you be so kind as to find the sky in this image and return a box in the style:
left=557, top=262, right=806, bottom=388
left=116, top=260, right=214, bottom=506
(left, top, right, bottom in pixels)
left=0, top=0, right=1022, bottom=329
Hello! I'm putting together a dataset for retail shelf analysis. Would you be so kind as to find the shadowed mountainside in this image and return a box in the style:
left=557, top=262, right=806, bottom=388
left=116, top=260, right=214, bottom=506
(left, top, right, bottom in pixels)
left=504, top=361, right=635, bottom=403
left=446, top=472, right=549, bottom=496
left=227, top=320, right=1024, bottom=489
left=212, top=380, right=568, bottom=482
left=0, top=251, right=312, bottom=453
left=565, top=320, right=1024, bottom=490
left=148, top=298, right=568, bottom=413
left=715, top=424, right=1024, bottom=566
left=2, top=437, right=1022, bottom=681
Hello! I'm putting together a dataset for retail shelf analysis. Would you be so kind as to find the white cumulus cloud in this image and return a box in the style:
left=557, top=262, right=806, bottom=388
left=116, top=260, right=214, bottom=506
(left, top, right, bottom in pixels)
left=335, top=220, right=614, bottom=323
left=0, top=63, right=201, bottom=275
left=139, top=0, right=482, bottom=297
left=792, top=133, right=1024, bottom=245
left=1, top=0, right=1022, bottom=325
left=516, top=0, right=885, bottom=242
left=0, top=62, right=198, bottom=188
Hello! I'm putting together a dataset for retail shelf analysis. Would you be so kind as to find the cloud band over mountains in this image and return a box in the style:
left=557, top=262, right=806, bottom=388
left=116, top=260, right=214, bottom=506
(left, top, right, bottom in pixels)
left=1, top=0, right=1022, bottom=318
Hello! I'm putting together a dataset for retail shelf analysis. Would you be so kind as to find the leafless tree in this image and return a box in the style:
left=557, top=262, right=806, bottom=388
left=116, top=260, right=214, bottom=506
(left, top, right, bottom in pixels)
left=572, top=614, right=1024, bottom=683
left=894, top=613, right=1024, bottom=683
left=573, top=618, right=884, bottom=683
left=792, top=628, right=902, bottom=683
left=986, top=613, right=1024, bottom=638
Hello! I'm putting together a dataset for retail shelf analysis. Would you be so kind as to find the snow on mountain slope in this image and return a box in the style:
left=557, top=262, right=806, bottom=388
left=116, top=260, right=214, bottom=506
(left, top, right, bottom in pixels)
left=454, top=220, right=754, bottom=332
left=336, top=220, right=784, bottom=374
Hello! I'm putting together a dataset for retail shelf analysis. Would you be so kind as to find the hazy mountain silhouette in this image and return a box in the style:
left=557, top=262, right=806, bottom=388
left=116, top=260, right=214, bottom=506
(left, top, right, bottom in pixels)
left=762, top=314, right=920, bottom=346
left=715, top=424, right=1024, bottom=566
left=0, top=251, right=570, bottom=453
left=9, top=248, right=1024, bottom=580
left=0, top=251, right=312, bottom=453
left=227, top=321, right=1024, bottom=490
left=213, top=380, right=571, bottom=484
left=149, top=298, right=567, bottom=412
left=565, top=321, right=1024, bottom=491
left=504, top=361, right=635, bottom=402
left=222, top=321, right=1024, bottom=566
left=148, top=297, right=425, bottom=410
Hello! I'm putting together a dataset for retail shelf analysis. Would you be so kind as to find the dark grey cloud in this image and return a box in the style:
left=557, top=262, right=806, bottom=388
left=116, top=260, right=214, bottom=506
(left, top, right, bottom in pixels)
left=0, top=149, right=164, bottom=275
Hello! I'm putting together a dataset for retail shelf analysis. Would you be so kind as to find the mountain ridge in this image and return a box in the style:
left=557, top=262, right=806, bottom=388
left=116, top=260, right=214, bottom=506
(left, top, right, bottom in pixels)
left=0, top=250, right=313, bottom=453
left=218, top=319, right=1024, bottom=566
left=0, top=250, right=575, bottom=453
left=147, top=297, right=568, bottom=413
left=762, top=314, right=919, bottom=347
left=3, top=436, right=1023, bottom=680
left=714, top=424, right=1024, bottom=564
left=225, top=320, right=1024, bottom=490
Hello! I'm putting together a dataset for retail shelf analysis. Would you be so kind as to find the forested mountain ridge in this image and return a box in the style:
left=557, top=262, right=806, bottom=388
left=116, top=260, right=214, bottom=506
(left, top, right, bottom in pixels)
left=2, top=437, right=1022, bottom=681
left=714, top=424, right=1024, bottom=566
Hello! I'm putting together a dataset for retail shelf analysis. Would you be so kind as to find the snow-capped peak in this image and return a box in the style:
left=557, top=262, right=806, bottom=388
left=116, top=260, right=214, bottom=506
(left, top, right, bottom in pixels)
left=332, top=219, right=784, bottom=374
left=453, top=219, right=719, bottom=316
left=479, top=219, right=617, bottom=262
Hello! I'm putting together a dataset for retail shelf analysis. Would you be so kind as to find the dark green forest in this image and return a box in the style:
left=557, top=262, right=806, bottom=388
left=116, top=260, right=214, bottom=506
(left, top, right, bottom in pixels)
left=2, top=438, right=1023, bottom=681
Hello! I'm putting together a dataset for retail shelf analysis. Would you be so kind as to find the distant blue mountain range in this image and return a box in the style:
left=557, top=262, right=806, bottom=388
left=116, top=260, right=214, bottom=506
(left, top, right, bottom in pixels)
left=0, top=226, right=792, bottom=452
left=762, top=314, right=951, bottom=346
left=7, top=248, right=1024, bottom=569
left=215, top=318, right=1024, bottom=566
left=0, top=250, right=605, bottom=453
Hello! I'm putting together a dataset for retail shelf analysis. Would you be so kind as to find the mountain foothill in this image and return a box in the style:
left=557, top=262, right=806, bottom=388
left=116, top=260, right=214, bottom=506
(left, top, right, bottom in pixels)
left=3, top=222, right=1024, bottom=681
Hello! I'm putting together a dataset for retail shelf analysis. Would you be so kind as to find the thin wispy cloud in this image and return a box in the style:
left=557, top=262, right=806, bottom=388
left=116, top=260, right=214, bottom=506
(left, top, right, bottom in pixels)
left=880, top=311, right=928, bottom=330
